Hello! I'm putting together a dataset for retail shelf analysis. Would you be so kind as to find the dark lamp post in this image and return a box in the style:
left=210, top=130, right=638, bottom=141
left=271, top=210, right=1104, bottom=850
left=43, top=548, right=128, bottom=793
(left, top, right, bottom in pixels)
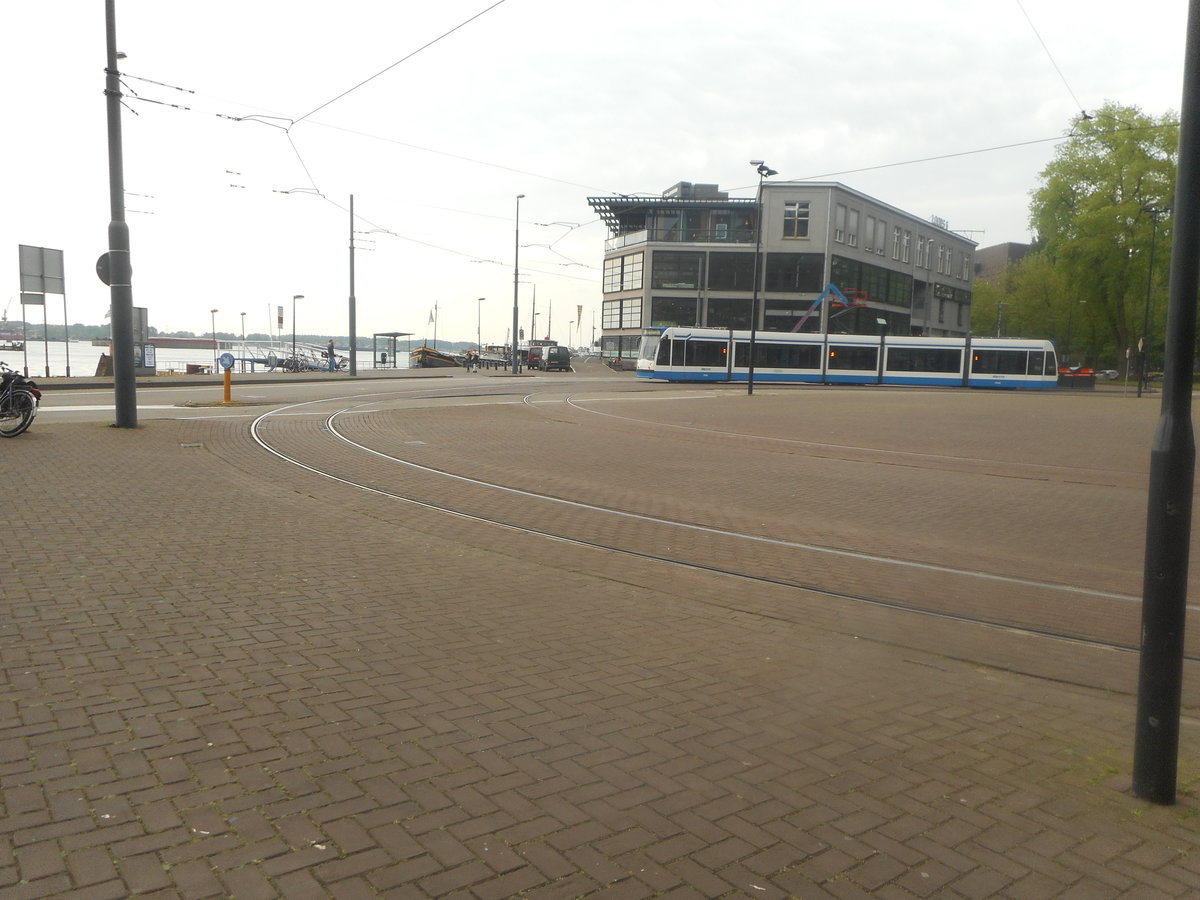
left=477, top=297, right=485, bottom=354
left=1138, top=204, right=1170, bottom=397
left=747, top=160, right=777, bottom=395
left=512, top=195, right=524, bottom=374
left=292, top=294, right=303, bottom=367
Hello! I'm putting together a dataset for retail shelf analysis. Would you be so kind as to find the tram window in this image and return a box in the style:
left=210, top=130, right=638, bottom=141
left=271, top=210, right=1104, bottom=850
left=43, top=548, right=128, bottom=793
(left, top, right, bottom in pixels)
left=734, top=342, right=821, bottom=369
left=1026, top=351, right=1045, bottom=375
left=887, top=347, right=961, bottom=372
left=684, top=340, right=728, bottom=367
left=972, top=349, right=1026, bottom=374
left=656, top=338, right=671, bottom=365
left=828, top=345, right=878, bottom=370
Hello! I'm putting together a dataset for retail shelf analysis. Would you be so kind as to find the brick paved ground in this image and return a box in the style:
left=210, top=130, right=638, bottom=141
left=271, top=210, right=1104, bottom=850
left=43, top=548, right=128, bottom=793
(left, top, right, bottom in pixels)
left=3, top=377, right=1200, bottom=898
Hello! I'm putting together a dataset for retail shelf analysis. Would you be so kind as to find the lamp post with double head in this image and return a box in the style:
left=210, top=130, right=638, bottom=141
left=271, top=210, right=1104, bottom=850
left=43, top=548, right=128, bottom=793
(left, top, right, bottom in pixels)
left=512, top=195, right=524, bottom=374
left=1139, top=204, right=1170, bottom=397
left=477, top=297, right=485, bottom=355
left=747, top=160, right=777, bottom=395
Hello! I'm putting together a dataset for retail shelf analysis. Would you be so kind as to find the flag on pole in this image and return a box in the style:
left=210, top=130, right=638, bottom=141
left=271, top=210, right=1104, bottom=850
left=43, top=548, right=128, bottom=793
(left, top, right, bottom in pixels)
left=428, top=308, right=435, bottom=325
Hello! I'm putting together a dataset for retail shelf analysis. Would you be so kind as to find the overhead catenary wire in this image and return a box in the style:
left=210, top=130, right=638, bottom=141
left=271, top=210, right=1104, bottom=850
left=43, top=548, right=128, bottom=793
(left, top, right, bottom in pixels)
left=292, top=0, right=512, bottom=126
left=1015, top=0, right=1090, bottom=118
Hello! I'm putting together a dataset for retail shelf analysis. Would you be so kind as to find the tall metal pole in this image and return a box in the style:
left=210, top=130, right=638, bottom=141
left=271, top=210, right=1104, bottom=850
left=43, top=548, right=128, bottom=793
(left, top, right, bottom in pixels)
left=1138, top=207, right=1164, bottom=397
left=1133, top=0, right=1200, bottom=805
left=349, top=194, right=357, bottom=376
left=63, top=287, right=71, bottom=377
left=292, top=294, right=301, bottom=365
left=512, top=194, right=524, bottom=374
left=104, top=0, right=136, bottom=426
left=747, top=161, right=775, bottom=395
left=477, top=297, right=484, bottom=353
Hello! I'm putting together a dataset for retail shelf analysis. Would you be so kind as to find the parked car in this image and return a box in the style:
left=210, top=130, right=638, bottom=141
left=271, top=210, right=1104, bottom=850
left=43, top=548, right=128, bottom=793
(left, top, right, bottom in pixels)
left=543, top=346, right=572, bottom=371
left=527, top=346, right=545, bottom=369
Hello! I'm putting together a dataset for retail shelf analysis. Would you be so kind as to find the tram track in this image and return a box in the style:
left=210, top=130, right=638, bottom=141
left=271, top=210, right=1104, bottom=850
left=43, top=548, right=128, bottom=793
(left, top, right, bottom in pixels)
left=246, top=383, right=1193, bottom=669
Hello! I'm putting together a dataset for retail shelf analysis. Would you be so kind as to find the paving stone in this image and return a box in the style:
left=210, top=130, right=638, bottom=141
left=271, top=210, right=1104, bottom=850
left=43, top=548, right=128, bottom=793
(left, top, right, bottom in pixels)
left=4, top=383, right=1200, bottom=897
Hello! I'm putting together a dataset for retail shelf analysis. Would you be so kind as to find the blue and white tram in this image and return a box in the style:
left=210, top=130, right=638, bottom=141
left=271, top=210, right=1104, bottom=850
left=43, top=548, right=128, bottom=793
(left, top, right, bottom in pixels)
left=637, top=327, right=1059, bottom=390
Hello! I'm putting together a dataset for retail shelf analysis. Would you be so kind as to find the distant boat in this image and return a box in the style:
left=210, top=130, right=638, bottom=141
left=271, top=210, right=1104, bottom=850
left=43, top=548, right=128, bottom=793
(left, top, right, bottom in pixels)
left=409, top=346, right=459, bottom=368
left=0, top=332, right=24, bottom=352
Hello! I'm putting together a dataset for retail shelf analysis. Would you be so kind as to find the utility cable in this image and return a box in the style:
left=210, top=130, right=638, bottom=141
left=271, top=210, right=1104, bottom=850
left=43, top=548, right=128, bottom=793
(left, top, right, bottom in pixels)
left=293, top=0, right=511, bottom=125
left=1015, top=0, right=1089, bottom=118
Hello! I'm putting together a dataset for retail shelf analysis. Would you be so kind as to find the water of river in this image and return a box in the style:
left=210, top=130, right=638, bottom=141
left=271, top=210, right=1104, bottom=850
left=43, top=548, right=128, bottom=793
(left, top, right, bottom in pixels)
left=1, top=340, right=410, bottom=378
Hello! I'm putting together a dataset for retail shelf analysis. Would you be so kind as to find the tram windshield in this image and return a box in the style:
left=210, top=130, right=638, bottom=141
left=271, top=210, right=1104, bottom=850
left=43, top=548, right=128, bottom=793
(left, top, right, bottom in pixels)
left=639, top=335, right=659, bottom=361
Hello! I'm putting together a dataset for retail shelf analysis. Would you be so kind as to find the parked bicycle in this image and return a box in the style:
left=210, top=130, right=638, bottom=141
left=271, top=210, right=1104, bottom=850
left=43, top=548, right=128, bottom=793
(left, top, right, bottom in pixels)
left=0, top=361, right=41, bottom=437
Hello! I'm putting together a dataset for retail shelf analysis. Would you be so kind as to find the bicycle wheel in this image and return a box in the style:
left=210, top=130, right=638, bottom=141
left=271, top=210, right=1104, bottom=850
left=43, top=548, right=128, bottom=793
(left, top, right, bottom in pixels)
left=0, top=390, right=36, bottom=437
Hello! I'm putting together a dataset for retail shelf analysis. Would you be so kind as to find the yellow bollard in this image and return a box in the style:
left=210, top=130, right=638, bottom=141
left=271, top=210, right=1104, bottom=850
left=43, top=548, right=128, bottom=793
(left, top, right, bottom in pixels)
left=223, top=367, right=232, bottom=403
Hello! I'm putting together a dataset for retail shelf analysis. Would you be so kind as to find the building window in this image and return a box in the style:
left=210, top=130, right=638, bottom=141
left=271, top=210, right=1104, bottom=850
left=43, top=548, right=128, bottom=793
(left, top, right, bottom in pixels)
left=708, top=252, right=756, bottom=290
left=602, top=297, right=643, bottom=329
left=783, top=201, right=811, bottom=238
left=936, top=245, right=945, bottom=274
left=960, top=252, right=971, bottom=280
left=651, top=297, right=699, bottom=327
left=847, top=209, right=859, bottom=247
left=902, top=230, right=911, bottom=263
left=892, top=226, right=902, bottom=260
left=622, top=297, right=642, bottom=328
left=650, top=251, right=704, bottom=289
left=864, top=216, right=876, bottom=252
left=602, top=299, right=621, bottom=329
left=707, top=297, right=753, bottom=329
left=875, top=219, right=886, bottom=256
left=834, top=204, right=847, bottom=243
left=603, top=252, right=644, bottom=293
left=764, top=253, right=824, bottom=292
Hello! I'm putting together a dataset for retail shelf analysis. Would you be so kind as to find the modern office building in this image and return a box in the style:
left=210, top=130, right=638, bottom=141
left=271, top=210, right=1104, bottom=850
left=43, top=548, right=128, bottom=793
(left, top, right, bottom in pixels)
left=587, top=181, right=977, bottom=364
left=974, top=241, right=1030, bottom=281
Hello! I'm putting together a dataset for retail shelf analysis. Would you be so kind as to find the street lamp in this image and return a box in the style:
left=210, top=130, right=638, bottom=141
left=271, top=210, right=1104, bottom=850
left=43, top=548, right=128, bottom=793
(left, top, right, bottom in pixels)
left=747, top=159, right=777, bottom=395
left=292, top=294, right=303, bottom=369
left=512, top=195, right=524, bottom=374
left=210, top=308, right=219, bottom=370
left=876, top=317, right=888, bottom=384
left=1138, top=203, right=1170, bottom=397
left=240, top=311, right=246, bottom=373
left=477, top=297, right=485, bottom=355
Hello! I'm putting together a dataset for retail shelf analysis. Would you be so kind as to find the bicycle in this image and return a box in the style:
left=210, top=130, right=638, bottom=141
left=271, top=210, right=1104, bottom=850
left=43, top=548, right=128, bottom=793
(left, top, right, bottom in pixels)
left=0, top=361, right=41, bottom=437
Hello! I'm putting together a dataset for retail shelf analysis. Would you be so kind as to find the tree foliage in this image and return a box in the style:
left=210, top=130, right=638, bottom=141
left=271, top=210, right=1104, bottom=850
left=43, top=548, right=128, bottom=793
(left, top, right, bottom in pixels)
left=1025, top=102, right=1178, bottom=366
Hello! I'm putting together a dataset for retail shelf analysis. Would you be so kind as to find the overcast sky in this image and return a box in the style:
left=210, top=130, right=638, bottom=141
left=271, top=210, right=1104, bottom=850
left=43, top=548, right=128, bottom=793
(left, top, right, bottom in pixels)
left=2, top=0, right=1188, bottom=347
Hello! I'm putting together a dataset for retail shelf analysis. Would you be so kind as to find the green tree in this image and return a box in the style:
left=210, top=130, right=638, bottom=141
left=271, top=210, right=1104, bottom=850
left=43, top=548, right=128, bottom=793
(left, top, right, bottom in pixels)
left=972, top=252, right=1064, bottom=340
left=1029, top=102, right=1177, bottom=367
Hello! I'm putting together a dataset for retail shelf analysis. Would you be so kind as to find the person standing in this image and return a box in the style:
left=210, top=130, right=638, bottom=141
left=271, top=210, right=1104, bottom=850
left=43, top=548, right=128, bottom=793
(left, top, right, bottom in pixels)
left=326, top=339, right=337, bottom=372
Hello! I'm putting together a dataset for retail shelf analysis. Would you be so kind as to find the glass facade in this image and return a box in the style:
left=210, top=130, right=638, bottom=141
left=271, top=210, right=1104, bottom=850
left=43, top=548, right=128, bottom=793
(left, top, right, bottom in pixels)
left=651, top=297, right=700, bottom=327
left=830, top=255, right=913, bottom=306
left=707, top=252, right=756, bottom=291
left=602, top=297, right=643, bottom=329
left=707, top=297, right=752, bottom=329
left=651, top=251, right=704, bottom=289
left=602, top=252, right=643, bottom=293
left=764, top=253, right=824, bottom=292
